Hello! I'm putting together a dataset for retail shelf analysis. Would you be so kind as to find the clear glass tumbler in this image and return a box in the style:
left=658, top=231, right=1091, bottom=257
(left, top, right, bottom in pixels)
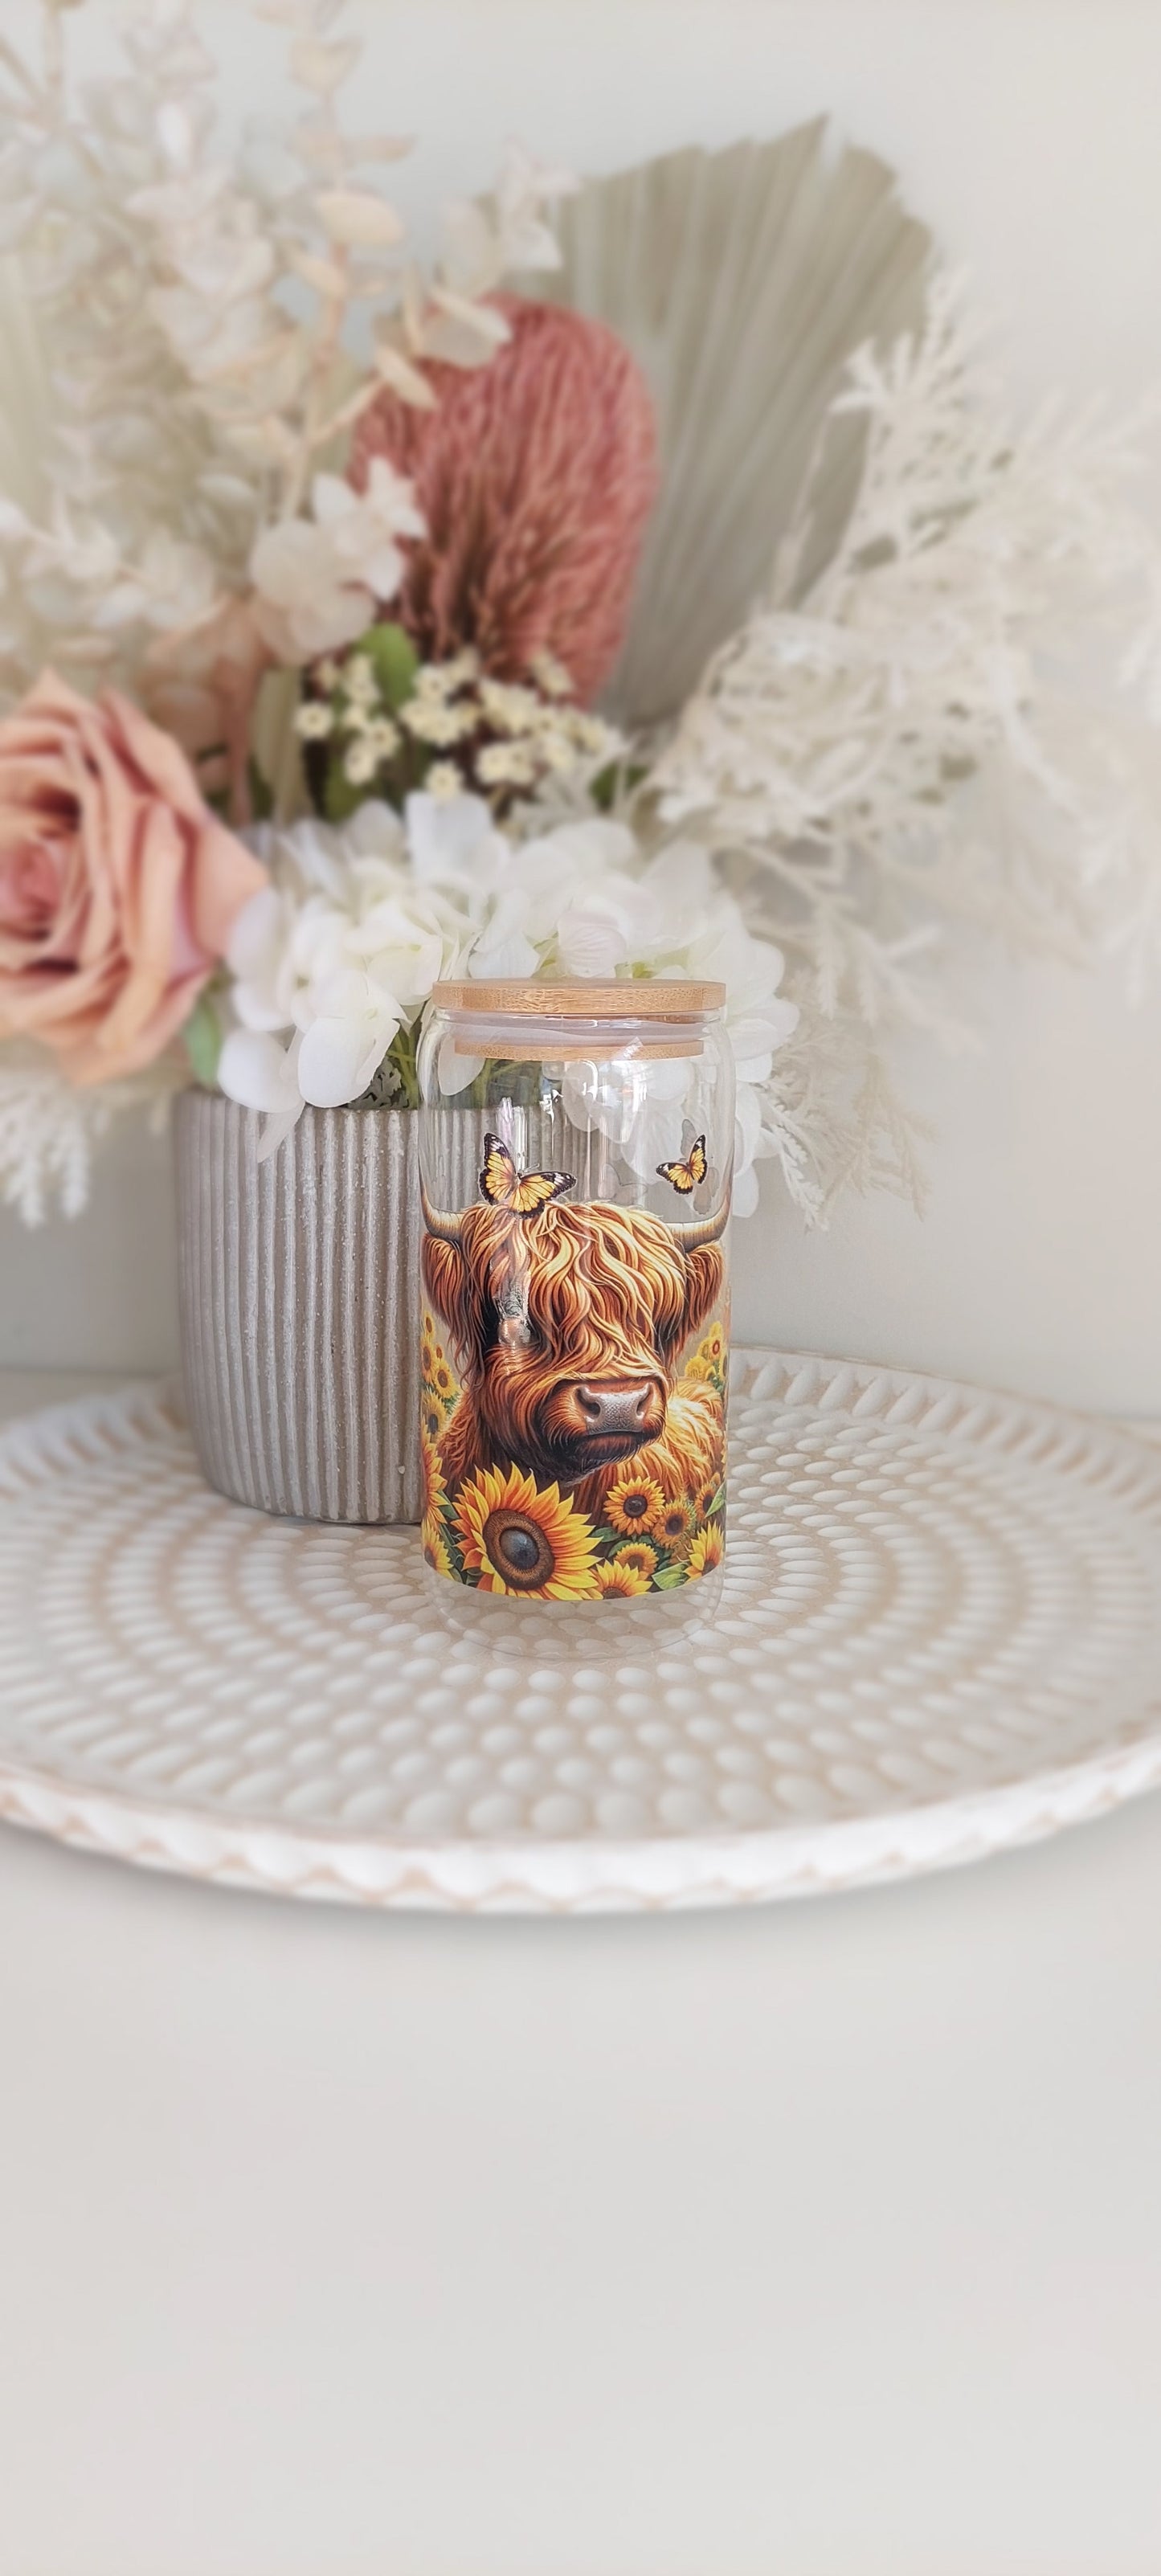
left=416, top=979, right=733, bottom=1605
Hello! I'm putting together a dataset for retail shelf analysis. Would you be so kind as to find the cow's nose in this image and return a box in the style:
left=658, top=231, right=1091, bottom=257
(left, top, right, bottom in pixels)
left=574, top=1383, right=655, bottom=1431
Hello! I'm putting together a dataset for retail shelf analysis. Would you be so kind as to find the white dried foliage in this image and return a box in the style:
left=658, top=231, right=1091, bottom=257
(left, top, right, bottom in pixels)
left=654, top=277, right=1161, bottom=1212
left=0, top=0, right=574, bottom=1219
left=0, top=1051, right=175, bottom=1227
left=0, top=0, right=572, bottom=708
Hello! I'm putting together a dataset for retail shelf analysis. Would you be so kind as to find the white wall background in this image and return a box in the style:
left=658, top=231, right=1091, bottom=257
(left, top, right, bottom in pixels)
left=3, top=0, right=1160, bottom=1412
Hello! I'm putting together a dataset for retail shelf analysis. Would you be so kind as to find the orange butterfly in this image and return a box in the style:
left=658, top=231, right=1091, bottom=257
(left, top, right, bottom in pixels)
left=656, top=1133, right=708, bottom=1196
left=480, top=1135, right=574, bottom=1216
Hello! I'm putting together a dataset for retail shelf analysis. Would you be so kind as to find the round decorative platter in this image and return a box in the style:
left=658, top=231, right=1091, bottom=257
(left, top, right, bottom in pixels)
left=1, top=1351, right=1159, bottom=1913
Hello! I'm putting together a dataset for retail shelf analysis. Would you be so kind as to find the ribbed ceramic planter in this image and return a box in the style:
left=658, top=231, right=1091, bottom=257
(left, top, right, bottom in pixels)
left=174, top=1093, right=427, bottom=1525
left=175, top=1094, right=602, bottom=1525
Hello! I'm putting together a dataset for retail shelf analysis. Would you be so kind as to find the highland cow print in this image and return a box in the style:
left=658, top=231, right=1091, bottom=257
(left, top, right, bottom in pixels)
left=419, top=1191, right=728, bottom=1599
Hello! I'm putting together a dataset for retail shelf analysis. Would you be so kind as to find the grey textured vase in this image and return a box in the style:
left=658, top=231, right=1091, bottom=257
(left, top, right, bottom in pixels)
left=174, top=1092, right=426, bottom=1524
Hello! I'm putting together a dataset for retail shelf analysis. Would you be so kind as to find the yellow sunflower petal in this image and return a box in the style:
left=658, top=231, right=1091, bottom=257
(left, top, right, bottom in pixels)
left=686, top=1522, right=725, bottom=1579
left=594, top=1559, right=652, bottom=1597
left=454, top=1461, right=600, bottom=1599
left=420, top=1429, right=448, bottom=1523
left=652, top=1496, right=697, bottom=1556
left=421, top=1515, right=454, bottom=1579
left=420, top=1397, right=445, bottom=1450
left=613, top=1540, right=660, bottom=1580
left=605, top=1470, right=666, bottom=1538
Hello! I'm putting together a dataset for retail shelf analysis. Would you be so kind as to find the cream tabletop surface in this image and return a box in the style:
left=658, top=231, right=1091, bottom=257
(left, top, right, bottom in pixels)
left=0, top=1370, right=1159, bottom=2576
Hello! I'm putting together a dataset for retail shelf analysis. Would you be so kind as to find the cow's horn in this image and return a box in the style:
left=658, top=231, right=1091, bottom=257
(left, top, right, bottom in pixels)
left=420, top=1180, right=466, bottom=1245
left=672, top=1198, right=730, bottom=1252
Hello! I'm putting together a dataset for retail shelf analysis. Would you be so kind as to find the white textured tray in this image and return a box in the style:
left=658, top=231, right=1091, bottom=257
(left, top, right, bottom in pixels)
left=1, top=1354, right=1159, bottom=1912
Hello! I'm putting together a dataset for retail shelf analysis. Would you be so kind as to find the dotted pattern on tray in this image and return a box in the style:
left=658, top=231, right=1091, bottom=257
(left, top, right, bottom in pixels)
left=0, top=1354, right=1159, bottom=1909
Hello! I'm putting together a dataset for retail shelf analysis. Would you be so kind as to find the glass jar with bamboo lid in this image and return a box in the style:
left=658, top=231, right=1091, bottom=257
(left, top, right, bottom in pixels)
left=416, top=980, right=732, bottom=1604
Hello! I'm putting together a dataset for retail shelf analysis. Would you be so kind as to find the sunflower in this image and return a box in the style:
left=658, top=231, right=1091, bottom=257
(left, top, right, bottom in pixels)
left=686, top=1522, right=725, bottom=1579
left=681, top=1354, right=714, bottom=1385
left=594, top=1559, right=652, bottom=1597
left=694, top=1474, right=726, bottom=1523
left=613, top=1539, right=660, bottom=1580
left=455, top=1462, right=600, bottom=1598
left=420, top=1335, right=436, bottom=1380
left=422, top=1515, right=454, bottom=1579
left=422, top=1310, right=436, bottom=1339
left=420, top=1396, right=445, bottom=1449
left=605, top=1468, right=666, bottom=1538
left=432, top=1357, right=455, bottom=1398
left=420, top=1426, right=447, bottom=1525
left=698, top=1323, right=726, bottom=1365
left=652, top=1496, right=697, bottom=1556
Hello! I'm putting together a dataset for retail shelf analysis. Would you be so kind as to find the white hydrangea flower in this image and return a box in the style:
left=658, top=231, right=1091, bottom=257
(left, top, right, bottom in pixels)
left=403, top=795, right=799, bottom=1209
left=405, top=790, right=510, bottom=896
left=219, top=803, right=472, bottom=1131
left=219, top=789, right=796, bottom=1207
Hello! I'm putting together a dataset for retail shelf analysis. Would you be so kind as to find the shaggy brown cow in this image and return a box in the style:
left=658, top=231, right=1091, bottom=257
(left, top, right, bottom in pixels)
left=422, top=1188, right=727, bottom=1519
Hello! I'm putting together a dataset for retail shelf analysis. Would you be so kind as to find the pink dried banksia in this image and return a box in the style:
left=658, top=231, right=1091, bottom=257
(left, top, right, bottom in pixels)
left=350, top=296, right=658, bottom=704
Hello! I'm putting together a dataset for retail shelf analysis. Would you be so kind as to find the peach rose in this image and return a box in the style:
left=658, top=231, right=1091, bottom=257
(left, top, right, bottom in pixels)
left=0, top=672, right=267, bottom=1083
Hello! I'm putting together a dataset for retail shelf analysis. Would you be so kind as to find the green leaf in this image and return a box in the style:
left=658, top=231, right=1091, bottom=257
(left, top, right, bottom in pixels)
left=322, top=757, right=365, bottom=824
left=589, top=756, right=646, bottom=814
left=384, top=1020, right=421, bottom=1109
left=652, top=1562, right=689, bottom=1590
left=183, top=990, right=223, bottom=1090
left=361, top=620, right=419, bottom=711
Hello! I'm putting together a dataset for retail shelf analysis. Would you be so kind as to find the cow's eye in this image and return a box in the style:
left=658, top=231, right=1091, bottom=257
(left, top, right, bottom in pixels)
left=497, top=1312, right=533, bottom=1352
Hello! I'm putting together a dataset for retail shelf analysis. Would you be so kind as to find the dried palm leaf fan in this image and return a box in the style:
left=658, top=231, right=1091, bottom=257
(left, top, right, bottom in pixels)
left=523, top=125, right=931, bottom=730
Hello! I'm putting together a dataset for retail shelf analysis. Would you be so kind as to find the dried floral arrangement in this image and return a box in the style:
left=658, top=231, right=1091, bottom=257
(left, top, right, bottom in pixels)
left=0, top=0, right=1159, bottom=1226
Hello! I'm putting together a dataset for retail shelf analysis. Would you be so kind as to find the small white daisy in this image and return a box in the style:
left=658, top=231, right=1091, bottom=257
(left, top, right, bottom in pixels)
left=402, top=699, right=473, bottom=745
left=479, top=679, right=541, bottom=736
left=476, top=742, right=536, bottom=787
left=414, top=664, right=454, bottom=703
left=343, top=654, right=379, bottom=707
left=529, top=648, right=572, bottom=699
left=295, top=701, right=334, bottom=741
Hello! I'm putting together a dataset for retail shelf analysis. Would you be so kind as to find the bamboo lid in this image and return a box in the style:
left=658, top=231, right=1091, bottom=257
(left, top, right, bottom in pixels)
left=431, top=979, right=726, bottom=1018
